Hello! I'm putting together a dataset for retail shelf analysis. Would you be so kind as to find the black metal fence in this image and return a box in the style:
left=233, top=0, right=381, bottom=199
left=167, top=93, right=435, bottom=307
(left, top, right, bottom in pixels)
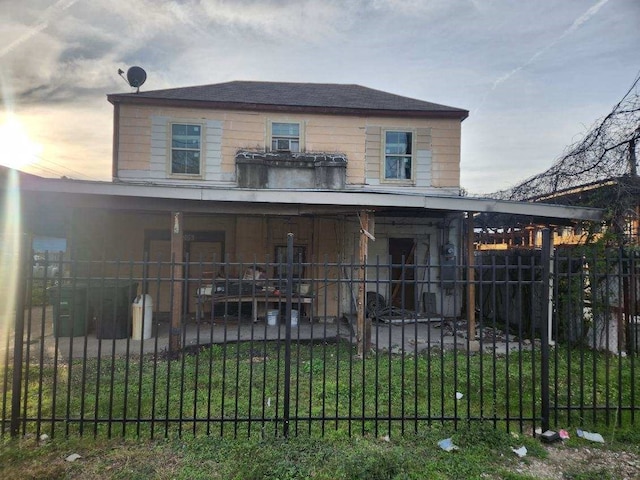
left=1, top=236, right=639, bottom=439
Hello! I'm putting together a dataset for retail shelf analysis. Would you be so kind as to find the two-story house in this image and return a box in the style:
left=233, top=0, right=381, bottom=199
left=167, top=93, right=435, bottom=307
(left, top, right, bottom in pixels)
left=101, top=81, right=468, bottom=317
left=9, top=80, right=602, bottom=344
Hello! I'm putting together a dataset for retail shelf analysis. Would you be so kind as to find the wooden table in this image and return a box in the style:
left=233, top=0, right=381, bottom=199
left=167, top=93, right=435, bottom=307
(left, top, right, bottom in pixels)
left=197, top=292, right=313, bottom=323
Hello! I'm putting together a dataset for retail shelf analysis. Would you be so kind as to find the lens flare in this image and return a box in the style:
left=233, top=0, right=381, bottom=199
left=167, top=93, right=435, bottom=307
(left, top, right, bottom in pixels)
left=0, top=169, right=22, bottom=371
left=0, top=114, right=42, bottom=170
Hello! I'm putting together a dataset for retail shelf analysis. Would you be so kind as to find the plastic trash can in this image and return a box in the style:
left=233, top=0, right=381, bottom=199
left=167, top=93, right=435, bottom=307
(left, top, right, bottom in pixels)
left=267, top=309, right=279, bottom=326
left=93, top=281, right=137, bottom=339
left=51, top=284, right=88, bottom=337
left=132, top=294, right=153, bottom=340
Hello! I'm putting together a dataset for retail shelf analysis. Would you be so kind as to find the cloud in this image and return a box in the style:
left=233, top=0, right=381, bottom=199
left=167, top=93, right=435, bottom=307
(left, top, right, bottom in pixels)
left=477, top=0, right=611, bottom=112
left=196, top=0, right=360, bottom=42
left=369, top=0, right=477, bottom=16
left=2, top=0, right=638, bottom=190
left=0, top=0, right=80, bottom=59
left=18, top=100, right=113, bottom=180
left=2, top=0, right=370, bottom=105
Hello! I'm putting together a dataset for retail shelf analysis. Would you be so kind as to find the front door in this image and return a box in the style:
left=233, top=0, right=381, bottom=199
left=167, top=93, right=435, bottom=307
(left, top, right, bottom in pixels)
left=388, top=238, right=417, bottom=310
left=144, top=229, right=225, bottom=314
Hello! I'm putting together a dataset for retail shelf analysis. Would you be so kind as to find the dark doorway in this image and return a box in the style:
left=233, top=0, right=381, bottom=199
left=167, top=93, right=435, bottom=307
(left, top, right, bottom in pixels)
left=388, top=238, right=417, bottom=310
left=144, top=230, right=225, bottom=314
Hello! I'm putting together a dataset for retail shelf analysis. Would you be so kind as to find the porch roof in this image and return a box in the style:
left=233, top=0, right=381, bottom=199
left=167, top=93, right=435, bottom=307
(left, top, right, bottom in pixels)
left=15, top=174, right=603, bottom=222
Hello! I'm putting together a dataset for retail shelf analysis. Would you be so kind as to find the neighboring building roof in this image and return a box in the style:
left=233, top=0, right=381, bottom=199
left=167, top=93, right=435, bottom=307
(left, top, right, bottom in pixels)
left=0, top=165, right=43, bottom=182
left=107, top=81, right=469, bottom=120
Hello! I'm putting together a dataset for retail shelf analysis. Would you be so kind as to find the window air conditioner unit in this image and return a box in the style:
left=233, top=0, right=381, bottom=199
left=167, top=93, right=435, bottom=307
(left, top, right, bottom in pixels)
left=275, top=139, right=292, bottom=151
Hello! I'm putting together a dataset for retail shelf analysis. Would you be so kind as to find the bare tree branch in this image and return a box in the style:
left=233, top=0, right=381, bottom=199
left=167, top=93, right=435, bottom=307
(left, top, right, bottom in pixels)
left=489, top=72, right=640, bottom=204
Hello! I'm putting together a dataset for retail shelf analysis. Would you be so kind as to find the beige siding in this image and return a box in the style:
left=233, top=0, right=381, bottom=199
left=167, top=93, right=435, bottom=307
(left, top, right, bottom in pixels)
left=116, top=105, right=461, bottom=190
left=70, top=208, right=453, bottom=317
left=365, top=126, right=382, bottom=185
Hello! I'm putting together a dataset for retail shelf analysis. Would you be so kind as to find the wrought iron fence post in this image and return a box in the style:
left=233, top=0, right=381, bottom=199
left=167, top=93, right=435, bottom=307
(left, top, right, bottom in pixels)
left=283, top=233, right=294, bottom=437
left=11, top=234, right=29, bottom=437
left=540, top=228, right=552, bottom=432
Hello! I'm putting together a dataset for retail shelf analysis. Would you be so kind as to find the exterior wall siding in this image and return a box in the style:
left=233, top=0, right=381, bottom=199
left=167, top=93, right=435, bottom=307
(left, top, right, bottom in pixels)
left=365, top=126, right=381, bottom=186
left=67, top=207, right=459, bottom=318
left=116, top=105, right=461, bottom=190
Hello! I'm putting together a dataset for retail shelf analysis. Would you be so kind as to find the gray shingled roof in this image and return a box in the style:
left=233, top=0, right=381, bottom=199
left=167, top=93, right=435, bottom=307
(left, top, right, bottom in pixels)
left=108, top=81, right=468, bottom=118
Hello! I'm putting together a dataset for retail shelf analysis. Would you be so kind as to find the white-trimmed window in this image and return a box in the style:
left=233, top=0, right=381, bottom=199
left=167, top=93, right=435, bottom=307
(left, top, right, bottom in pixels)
left=383, top=130, right=414, bottom=181
left=171, top=123, right=202, bottom=175
left=270, top=122, right=301, bottom=152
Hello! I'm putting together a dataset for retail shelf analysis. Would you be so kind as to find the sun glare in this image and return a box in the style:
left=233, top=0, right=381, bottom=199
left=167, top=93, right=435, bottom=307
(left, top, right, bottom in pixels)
left=0, top=114, right=43, bottom=169
left=0, top=168, right=22, bottom=374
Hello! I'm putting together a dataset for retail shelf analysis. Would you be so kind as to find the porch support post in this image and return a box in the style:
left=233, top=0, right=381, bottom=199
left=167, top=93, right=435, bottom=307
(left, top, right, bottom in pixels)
left=540, top=228, right=551, bottom=432
left=170, top=211, right=184, bottom=354
left=357, top=210, right=373, bottom=356
left=466, top=213, right=477, bottom=347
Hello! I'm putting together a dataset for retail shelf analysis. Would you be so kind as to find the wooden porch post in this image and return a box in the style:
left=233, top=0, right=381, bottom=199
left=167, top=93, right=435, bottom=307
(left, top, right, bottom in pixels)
left=357, top=210, right=374, bottom=356
left=466, top=213, right=477, bottom=349
left=170, top=211, right=184, bottom=354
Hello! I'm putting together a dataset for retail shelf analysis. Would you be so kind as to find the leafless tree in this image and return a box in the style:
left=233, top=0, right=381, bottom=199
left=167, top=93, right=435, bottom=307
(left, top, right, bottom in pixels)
left=488, top=72, right=640, bottom=243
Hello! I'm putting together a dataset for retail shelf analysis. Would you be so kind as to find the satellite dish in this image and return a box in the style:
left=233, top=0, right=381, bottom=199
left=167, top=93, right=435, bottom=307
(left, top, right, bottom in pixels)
left=126, top=66, right=147, bottom=89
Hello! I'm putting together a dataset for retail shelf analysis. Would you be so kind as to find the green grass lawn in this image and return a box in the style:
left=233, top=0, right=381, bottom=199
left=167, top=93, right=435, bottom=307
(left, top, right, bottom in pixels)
left=2, top=342, right=640, bottom=479
left=2, top=424, right=639, bottom=479
left=3, top=340, right=638, bottom=440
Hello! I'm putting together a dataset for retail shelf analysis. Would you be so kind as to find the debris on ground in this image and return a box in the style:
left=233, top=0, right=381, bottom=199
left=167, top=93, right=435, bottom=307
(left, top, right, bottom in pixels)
left=438, top=319, right=541, bottom=346
left=437, top=438, right=459, bottom=452
left=576, top=428, right=605, bottom=443
left=512, top=446, right=527, bottom=458
left=540, top=430, right=561, bottom=443
left=65, top=453, right=82, bottom=462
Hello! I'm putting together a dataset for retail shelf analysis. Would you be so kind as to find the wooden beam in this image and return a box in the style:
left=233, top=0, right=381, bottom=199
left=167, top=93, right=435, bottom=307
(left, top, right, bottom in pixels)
left=357, top=210, right=373, bottom=356
left=170, top=211, right=184, bottom=354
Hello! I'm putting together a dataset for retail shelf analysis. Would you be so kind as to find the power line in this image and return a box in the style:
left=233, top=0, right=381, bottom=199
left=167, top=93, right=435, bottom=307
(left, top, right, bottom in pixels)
left=30, top=153, right=101, bottom=181
left=24, top=163, right=67, bottom=178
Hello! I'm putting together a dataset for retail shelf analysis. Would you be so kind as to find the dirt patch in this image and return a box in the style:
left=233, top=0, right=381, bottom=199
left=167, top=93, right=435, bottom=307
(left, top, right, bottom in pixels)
left=508, top=444, right=640, bottom=479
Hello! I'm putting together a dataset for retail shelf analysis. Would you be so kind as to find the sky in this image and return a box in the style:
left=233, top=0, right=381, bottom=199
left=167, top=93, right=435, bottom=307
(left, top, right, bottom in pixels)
left=0, top=0, right=638, bottom=194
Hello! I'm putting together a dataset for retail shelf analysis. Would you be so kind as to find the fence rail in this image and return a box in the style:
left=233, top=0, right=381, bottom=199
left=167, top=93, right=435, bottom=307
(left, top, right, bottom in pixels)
left=1, top=240, right=638, bottom=439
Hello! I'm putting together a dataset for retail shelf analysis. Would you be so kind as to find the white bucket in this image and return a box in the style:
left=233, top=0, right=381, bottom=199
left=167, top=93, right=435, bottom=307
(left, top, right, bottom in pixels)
left=132, top=294, right=153, bottom=340
left=267, top=309, right=279, bottom=326
left=291, top=309, right=298, bottom=327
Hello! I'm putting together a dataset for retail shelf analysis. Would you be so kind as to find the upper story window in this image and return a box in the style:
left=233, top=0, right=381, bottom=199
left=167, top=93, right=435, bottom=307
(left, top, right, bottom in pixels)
left=171, top=123, right=201, bottom=175
left=271, top=122, right=301, bottom=152
left=384, top=130, right=413, bottom=181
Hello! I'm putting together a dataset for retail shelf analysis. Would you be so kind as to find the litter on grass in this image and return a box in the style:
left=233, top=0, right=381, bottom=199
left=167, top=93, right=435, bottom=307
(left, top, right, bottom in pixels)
left=540, top=430, right=560, bottom=443
left=455, top=392, right=464, bottom=400
left=512, top=446, right=527, bottom=458
left=576, top=429, right=605, bottom=443
left=438, top=438, right=459, bottom=452
left=65, top=453, right=82, bottom=462
left=558, top=429, right=570, bottom=440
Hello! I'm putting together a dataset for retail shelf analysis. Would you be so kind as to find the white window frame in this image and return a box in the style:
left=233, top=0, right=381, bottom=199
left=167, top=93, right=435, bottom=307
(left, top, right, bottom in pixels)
left=168, top=122, right=204, bottom=178
left=382, top=129, right=415, bottom=183
left=268, top=120, right=304, bottom=153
